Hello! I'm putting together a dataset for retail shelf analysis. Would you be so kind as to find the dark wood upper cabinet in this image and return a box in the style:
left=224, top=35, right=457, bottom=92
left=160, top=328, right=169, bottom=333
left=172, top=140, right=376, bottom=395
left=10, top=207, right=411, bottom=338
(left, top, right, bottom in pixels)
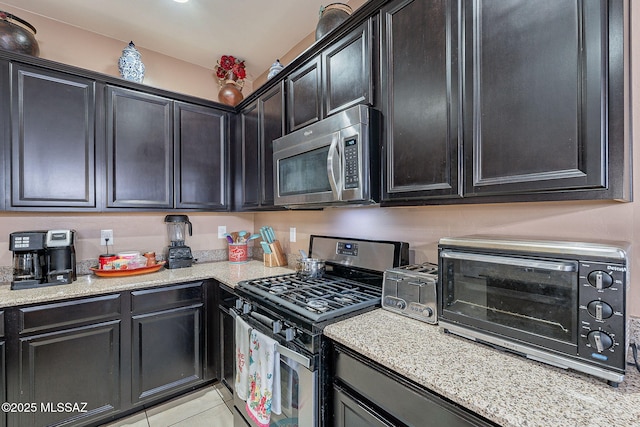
left=287, top=57, right=322, bottom=132
left=237, top=100, right=260, bottom=209
left=236, top=82, right=285, bottom=211
left=382, top=0, right=627, bottom=205
left=381, top=0, right=461, bottom=202
left=286, top=19, right=374, bottom=133
left=106, top=86, right=173, bottom=208
left=174, top=102, right=228, bottom=210
left=259, top=83, right=285, bottom=207
left=462, top=0, right=622, bottom=197
left=323, top=19, right=374, bottom=116
left=9, top=63, right=99, bottom=209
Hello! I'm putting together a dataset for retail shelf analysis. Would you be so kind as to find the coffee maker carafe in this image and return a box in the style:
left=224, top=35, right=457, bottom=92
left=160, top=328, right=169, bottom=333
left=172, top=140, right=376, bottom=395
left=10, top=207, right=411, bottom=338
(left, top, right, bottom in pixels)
left=9, top=229, right=77, bottom=290
left=10, top=231, right=46, bottom=288
left=164, top=215, right=193, bottom=269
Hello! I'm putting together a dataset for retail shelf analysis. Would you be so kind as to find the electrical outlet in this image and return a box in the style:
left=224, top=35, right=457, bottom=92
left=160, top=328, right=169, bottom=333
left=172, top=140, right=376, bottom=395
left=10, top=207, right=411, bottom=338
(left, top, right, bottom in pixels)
left=100, top=229, right=114, bottom=246
left=290, top=227, right=296, bottom=242
left=218, top=225, right=227, bottom=239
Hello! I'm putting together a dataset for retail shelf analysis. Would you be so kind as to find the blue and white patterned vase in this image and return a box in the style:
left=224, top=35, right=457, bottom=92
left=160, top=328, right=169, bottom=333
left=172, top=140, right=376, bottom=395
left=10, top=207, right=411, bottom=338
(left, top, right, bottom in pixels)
left=267, top=59, right=284, bottom=79
left=118, top=41, right=145, bottom=83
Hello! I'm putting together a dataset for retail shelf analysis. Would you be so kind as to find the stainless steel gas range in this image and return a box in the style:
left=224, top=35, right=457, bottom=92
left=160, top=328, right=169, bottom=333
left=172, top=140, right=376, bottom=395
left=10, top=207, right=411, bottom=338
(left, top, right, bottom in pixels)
left=232, top=235, right=409, bottom=427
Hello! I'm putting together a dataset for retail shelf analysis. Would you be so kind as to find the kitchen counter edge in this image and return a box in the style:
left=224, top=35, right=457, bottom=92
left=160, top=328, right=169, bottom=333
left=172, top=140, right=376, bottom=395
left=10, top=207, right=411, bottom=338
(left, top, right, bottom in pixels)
left=0, top=261, right=293, bottom=308
left=324, top=309, right=640, bottom=427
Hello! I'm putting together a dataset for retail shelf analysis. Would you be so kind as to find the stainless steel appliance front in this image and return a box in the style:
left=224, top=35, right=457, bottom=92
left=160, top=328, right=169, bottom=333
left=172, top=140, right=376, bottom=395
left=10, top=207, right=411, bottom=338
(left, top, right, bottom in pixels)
left=438, top=235, right=629, bottom=385
left=232, top=309, right=316, bottom=427
left=273, top=105, right=379, bottom=208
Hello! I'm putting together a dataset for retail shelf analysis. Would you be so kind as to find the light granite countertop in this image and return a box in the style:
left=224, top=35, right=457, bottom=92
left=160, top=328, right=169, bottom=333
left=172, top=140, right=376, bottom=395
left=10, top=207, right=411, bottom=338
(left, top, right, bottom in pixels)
left=324, top=309, right=640, bottom=427
left=0, top=260, right=293, bottom=308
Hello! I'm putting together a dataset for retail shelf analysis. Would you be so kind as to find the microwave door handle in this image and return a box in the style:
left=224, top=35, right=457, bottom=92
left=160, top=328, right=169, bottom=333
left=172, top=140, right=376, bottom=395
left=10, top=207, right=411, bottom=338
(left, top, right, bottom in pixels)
left=327, top=134, right=342, bottom=200
left=440, top=251, right=577, bottom=272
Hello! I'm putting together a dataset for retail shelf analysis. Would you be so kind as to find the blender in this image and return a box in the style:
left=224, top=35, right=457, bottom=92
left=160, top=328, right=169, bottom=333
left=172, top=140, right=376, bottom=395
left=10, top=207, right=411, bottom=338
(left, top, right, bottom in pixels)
left=164, top=215, right=193, bottom=269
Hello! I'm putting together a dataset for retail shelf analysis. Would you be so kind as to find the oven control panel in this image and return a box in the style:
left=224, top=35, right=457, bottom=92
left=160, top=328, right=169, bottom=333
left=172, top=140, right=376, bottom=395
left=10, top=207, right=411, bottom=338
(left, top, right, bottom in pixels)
left=336, top=241, right=358, bottom=257
left=577, top=260, right=627, bottom=371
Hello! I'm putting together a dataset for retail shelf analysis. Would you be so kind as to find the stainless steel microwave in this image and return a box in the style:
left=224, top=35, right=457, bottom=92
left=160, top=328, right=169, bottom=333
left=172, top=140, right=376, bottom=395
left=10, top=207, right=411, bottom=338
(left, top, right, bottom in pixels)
left=273, top=105, right=379, bottom=208
left=437, top=235, right=630, bottom=386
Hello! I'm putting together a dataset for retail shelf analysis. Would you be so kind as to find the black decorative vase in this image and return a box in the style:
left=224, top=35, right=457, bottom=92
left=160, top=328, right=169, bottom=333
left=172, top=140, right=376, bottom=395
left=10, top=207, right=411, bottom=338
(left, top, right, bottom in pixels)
left=315, top=3, right=352, bottom=41
left=0, top=11, right=39, bottom=56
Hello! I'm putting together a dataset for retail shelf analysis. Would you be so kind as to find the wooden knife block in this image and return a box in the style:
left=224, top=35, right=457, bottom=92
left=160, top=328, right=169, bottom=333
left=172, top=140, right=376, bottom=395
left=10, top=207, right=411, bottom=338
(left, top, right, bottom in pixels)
left=264, top=240, right=287, bottom=267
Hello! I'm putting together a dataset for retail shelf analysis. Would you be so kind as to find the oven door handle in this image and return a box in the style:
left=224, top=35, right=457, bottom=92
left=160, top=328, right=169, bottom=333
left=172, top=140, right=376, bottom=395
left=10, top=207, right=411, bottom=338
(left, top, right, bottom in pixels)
left=247, top=312, right=312, bottom=369
left=440, top=251, right=577, bottom=272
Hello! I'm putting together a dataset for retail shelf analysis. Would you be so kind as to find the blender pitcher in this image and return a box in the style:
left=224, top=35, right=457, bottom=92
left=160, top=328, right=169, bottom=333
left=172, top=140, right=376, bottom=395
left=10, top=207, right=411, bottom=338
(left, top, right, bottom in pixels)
left=165, top=215, right=192, bottom=246
left=164, top=215, right=194, bottom=269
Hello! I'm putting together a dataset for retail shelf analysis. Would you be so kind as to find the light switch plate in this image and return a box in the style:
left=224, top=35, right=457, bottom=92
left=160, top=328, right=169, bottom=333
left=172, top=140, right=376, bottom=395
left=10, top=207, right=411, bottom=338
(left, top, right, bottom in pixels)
left=218, top=225, right=227, bottom=239
left=290, top=227, right=296, bottom=242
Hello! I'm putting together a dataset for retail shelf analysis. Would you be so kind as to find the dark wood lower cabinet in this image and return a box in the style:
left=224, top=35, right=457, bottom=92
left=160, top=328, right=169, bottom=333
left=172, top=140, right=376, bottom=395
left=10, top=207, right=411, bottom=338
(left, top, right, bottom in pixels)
left=131, top=305, right=203, bottom=403
left=217, top=284, right=237, bottom=392
left=4, top=281, right=216, bottom=427
left=12, top=322, right=121, bottom=427
left=6, top=295, right=123, bottom=427
left=331, top=343, right=497, bottom=427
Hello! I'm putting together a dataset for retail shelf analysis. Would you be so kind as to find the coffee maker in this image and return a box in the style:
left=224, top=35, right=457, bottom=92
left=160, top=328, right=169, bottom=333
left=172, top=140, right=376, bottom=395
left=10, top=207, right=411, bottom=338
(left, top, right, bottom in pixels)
left=164, top=215, right=193, bottom=269
left=9, top=229, right=77, bottom=290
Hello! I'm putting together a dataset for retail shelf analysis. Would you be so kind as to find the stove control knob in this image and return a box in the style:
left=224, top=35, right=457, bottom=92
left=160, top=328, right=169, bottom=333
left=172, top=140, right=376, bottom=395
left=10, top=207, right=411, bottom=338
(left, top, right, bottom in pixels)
left=396, top=300, right=406, bottom=310
left=587, top=300, right=613, bottom=321
left=423, top=307, right=434, bottom=317
left=273, top=320, right=282, bottom=334
left=285, top=328, right=296, bottom=342
left=588, top=271, right=613, bottom=290
left=235, top=299, right=243, bottom=310
left=587, top=330, right=614, bottom=352
left=242, top=302, right=251, bottom=314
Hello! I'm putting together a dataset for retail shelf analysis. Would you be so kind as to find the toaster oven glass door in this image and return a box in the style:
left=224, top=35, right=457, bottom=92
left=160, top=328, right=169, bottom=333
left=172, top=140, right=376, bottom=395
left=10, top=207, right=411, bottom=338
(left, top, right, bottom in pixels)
left=440, top=251, right=579, bottom=352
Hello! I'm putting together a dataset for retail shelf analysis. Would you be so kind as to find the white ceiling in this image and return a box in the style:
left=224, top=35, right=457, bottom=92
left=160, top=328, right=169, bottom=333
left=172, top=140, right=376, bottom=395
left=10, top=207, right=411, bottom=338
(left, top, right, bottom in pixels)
left=1, top=0, right=360, bottom=80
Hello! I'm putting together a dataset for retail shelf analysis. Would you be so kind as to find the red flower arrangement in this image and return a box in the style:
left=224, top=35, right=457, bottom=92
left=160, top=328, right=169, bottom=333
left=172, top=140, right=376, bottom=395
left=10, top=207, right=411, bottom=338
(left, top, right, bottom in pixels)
left=214, top=55, right=246, bottom=88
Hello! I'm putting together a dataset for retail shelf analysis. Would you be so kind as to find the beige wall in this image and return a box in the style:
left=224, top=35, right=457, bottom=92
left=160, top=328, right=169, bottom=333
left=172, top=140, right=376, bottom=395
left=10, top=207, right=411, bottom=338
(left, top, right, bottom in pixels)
left=1, top=1, right=638, bottom=318
left=0, top=2, right=252, bottom=100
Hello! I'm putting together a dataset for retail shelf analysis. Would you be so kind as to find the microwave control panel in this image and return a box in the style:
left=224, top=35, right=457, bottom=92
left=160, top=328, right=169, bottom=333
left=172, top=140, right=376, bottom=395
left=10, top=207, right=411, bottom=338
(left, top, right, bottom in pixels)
left=577, top=260, right=627, bottom=371
left=343, top=138, right=360, bottom=189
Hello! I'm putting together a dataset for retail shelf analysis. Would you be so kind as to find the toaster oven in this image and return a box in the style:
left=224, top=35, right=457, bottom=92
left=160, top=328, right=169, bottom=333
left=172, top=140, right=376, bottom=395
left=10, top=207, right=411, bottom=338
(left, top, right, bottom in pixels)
left=438, top=235, right=630, bottom=386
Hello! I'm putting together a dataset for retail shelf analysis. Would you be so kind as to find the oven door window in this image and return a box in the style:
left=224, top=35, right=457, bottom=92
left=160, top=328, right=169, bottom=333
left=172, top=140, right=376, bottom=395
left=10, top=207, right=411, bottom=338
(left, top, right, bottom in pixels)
left=441, top=251, right=579, bottom=348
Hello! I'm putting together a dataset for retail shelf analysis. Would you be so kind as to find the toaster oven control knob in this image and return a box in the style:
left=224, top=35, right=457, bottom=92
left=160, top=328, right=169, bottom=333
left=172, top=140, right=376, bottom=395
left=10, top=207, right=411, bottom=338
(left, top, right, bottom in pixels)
left=587, top=301, right=613, bottom=320
left=587, top=330, right=613, bottom=352
left=588, top=271, right=613, bottom=290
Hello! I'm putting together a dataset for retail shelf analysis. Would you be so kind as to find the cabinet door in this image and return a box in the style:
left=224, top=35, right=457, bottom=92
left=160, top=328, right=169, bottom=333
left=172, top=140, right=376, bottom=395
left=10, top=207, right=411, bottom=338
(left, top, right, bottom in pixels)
left=463, top=0, right=609, bottom=196
left=10, top=321, right=121, bottom=427
left=323, top=19, right=373, bottom=117
left=259, top=82, right=285, bottom=206
left=287, top=57, right=322, bottom=132
left=333, top=385, right=393, bottom=427
left=237, top=101, right=260, bottom=209
left=174, top=102, right=228, bottom=210
left=10, top=63, right=98, bottom=208
left=130, top=283, right=204, bottom=404
left=106, top=86, right=173, bottom=208
left=131, top=305, right=203, bottom=403
left=381, top=0, right=461, bottom=202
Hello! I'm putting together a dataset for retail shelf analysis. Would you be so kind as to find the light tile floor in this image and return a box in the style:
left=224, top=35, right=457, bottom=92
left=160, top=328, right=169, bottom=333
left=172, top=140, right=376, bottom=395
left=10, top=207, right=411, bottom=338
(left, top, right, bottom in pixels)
left=100, top=384, right=233, bottom=427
